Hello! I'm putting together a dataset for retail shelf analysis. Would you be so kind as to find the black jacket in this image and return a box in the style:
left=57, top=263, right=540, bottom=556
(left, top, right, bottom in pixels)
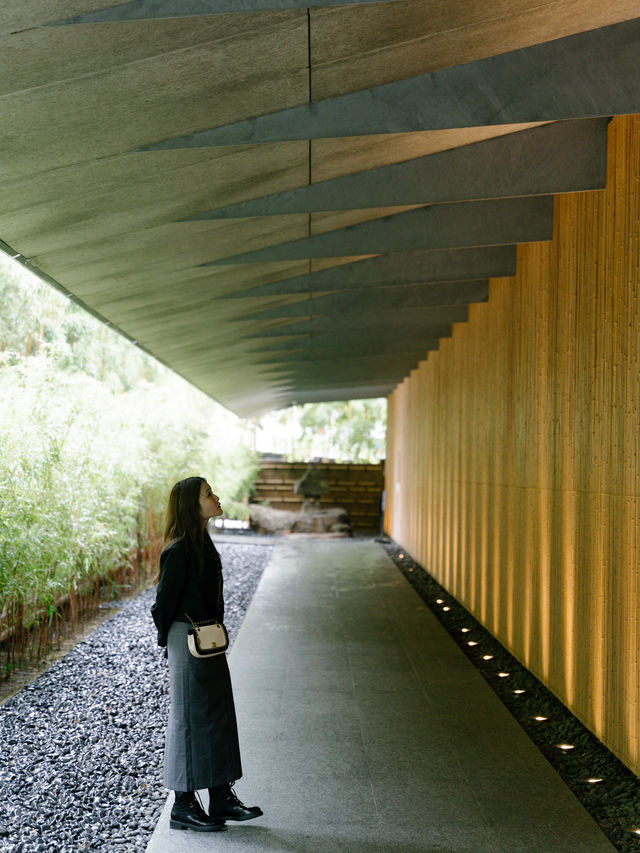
left=151, top=534, right=224, bottom=647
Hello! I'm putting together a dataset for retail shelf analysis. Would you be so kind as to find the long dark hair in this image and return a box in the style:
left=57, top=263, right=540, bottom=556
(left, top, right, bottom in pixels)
left=158, top=476, right=205, bottom=580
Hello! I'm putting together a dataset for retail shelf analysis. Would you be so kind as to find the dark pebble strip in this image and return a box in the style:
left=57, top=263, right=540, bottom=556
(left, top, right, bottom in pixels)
left=379, top=537, right=640, bottom=853
left=0, top=540, right=273, bottom=853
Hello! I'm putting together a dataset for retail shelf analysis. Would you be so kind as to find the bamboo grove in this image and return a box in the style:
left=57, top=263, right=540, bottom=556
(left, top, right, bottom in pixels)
left=0, top=256, right=259, bottom=676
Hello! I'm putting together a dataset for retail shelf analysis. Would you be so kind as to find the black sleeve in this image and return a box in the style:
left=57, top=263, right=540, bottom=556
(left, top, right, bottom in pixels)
left=151, top=543, right=187, bottom=647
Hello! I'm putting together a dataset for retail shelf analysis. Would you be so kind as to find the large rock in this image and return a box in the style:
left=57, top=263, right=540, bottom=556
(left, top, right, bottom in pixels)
left=248, top=504, right=351, bottom=537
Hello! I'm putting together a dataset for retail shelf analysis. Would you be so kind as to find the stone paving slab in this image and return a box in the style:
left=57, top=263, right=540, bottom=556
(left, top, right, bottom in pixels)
left=146, top=539, right=616, bottom=853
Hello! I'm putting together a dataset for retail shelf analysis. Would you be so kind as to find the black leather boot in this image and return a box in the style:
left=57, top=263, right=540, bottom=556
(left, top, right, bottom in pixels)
left=170, top=791, right=226, bottom=832
left=208, top=784, right=263, bottom=822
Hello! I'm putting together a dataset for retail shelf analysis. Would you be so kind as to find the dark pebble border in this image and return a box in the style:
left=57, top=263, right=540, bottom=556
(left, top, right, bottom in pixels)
left=0, top=539, right=273, bottom=853
left=378, top=536, right=640, bottom=853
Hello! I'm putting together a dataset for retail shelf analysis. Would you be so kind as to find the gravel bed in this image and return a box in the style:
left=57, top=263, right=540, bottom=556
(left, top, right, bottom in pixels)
left=379, top=537, right=640, bottom=853
left=0, top=540, right=273, bottom=853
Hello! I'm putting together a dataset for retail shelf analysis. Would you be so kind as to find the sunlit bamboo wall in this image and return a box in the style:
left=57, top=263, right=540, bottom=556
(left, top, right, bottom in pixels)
left=386, top=114, right=640, bottom=774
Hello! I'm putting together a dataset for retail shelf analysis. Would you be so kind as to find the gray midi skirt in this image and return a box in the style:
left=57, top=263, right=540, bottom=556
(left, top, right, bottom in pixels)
left=164, top=621, right=243, bottom=791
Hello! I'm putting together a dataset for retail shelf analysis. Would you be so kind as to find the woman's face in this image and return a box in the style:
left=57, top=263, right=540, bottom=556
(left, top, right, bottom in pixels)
left=199, top=481, right=223, bottom=522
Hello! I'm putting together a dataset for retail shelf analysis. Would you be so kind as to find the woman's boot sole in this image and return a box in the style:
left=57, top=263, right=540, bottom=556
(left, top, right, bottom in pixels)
left=169, top=818, right=226, bottom=832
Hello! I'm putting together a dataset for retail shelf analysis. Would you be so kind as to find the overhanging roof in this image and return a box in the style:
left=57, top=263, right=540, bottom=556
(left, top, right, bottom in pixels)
left=1, top=3, right=639, bottom=415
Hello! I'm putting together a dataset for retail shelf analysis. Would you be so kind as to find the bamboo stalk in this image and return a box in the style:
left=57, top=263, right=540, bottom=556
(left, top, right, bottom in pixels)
left=386, top=114, right=640, bottom=775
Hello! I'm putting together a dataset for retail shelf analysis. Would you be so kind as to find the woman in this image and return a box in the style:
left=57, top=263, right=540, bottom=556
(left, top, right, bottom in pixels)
left=151, top=477, right=263, bottom=833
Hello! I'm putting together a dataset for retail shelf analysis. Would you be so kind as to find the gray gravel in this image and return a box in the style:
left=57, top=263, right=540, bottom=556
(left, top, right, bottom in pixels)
left=0, top=540, right=273, bottom=853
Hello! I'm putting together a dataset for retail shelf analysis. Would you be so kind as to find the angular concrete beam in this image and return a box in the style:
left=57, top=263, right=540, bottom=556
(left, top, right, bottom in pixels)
left=263, top=358, right=425, bottom=382
left=245, top=310, right=464, bottom=336
left=208, top=196, right=553, bottom=263
left=139, top=20, right=640, bottom=148
left=264, top=350, right=428, bottom=367
left=246, top=331, right=451, bottom=353
left=252, top=337, right=441, bottom=358
left=222, top=247, right=516, bottom=298
left=49, top=0, right=400, bottom=25
left=266, top=362, right=420, bottom=381
left=261, top=347, right=433, bottom=365
left=289, top=384, right=397, bottom=403
left=244, top=324, right=452, bottom=344
left=240, top=280, right=489, bottom=321
left=269, top=374, right=416, bottom=391
left=247, top=338, right=310, bottom=352
left=187, top=119, right=607, bottom=219
left=268, top=363, right=420, bottom=380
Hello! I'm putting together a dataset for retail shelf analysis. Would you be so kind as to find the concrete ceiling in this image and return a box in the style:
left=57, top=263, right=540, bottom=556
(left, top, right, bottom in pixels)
left=1, top=2, right=639, bottom=415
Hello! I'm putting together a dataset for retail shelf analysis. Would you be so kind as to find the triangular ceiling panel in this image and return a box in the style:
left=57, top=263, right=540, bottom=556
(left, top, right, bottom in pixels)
left=0, top=2, right=638, bottom=414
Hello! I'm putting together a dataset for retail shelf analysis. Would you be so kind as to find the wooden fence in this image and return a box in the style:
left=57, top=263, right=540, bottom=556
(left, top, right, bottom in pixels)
left=252, top=460, right=384, bottom=531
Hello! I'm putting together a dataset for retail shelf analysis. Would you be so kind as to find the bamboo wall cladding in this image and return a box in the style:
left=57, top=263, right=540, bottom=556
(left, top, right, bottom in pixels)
left=386, top=114, right=640, bottom=774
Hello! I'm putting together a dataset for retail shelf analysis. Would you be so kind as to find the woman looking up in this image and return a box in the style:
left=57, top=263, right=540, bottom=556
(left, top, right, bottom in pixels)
left=151, top=476, right=263, bottom=833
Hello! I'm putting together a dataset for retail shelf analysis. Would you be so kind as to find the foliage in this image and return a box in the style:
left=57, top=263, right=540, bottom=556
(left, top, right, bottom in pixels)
left=255, top=399, right=387, bottom=462
left=0, top=355, right=142, bottom=625
left=0, top=255, right=259, bottom=640
left=0, top=262, right=162, bottom=392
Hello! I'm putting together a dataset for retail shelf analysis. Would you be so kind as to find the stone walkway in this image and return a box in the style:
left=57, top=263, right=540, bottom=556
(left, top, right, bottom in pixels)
left=146, top=538, right=615, bottom=853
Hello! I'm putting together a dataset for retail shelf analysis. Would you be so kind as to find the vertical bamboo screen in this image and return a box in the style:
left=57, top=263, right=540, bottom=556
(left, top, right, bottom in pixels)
left=386, top=114, right=640, bottom=774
